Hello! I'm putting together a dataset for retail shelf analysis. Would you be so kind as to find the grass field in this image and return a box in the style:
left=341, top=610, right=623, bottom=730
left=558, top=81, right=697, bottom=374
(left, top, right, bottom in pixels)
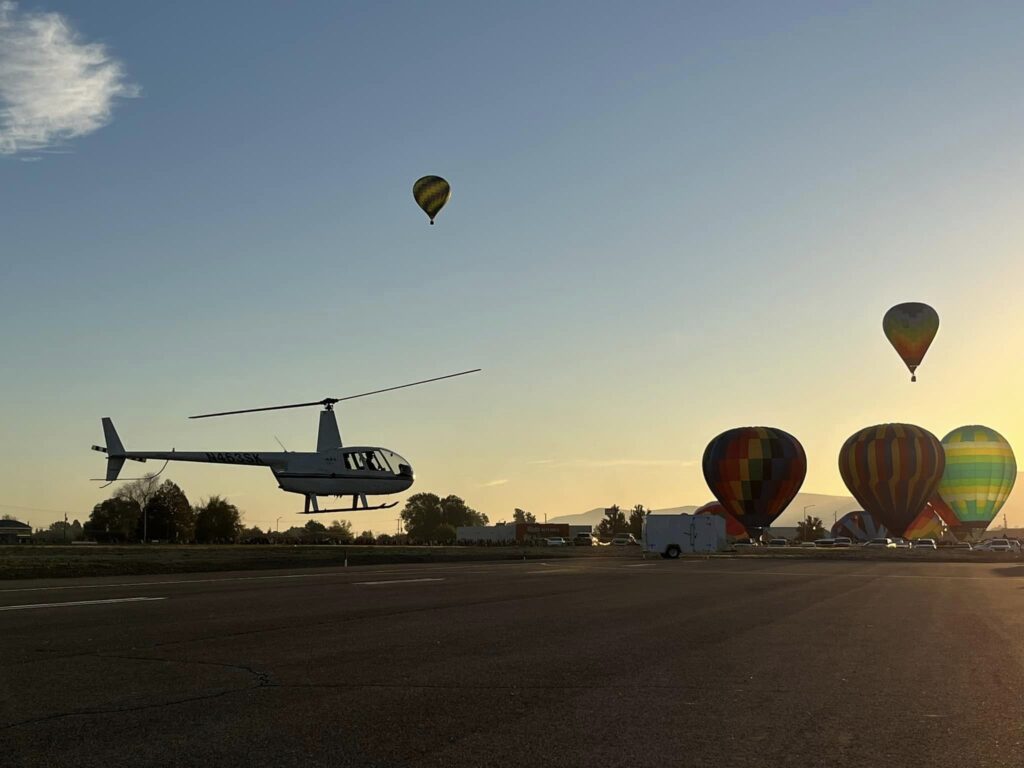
left=0, top=543, right=1019, bottom=580
left=0, top=544, right=630, bottom=580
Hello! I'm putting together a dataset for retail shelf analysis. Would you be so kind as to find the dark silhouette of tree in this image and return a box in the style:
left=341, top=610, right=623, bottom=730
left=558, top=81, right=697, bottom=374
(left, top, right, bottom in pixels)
left=115, top=475, right=162, bottom=541
left=512, top=508, right=536, bottom=523
left=194, top=496, right=242, bottom=543
left=400, top=493, right=488, bottom=543
left=796, top=515, right=826, bottom=542
left=305, top=519, right=327, bottom=533
left=596, top=505, right=628, bottom=536
left=628, top=504, right=648, bottom=538
left=85, top=498, right=141, bottom=542
left=328, top=519, right=354, bottom=543
left=143, top=481, right=194, bottom=542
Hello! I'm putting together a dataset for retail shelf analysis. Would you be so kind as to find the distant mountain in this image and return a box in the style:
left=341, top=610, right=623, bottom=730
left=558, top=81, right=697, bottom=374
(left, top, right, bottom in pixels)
left=549, top=493, right=858, bottom=528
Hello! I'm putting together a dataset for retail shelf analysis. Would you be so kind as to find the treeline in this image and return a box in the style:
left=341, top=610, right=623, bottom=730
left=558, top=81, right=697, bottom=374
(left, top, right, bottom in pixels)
left=595, top=505, right=649, bottom=538
left=32, top=476, right=245, bottom=544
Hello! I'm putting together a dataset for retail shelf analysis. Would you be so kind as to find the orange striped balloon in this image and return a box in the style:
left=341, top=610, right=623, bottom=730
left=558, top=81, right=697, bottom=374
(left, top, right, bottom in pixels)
left=838, top=423, right=945, bottom=537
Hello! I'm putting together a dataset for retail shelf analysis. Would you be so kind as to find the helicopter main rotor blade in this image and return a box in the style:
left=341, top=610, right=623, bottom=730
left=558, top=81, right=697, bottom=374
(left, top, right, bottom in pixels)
left=189, top=399, right=331, bottom=419
left=188, top=369, right=481, bottom=419
left=331, top=368, right=482, bottom=404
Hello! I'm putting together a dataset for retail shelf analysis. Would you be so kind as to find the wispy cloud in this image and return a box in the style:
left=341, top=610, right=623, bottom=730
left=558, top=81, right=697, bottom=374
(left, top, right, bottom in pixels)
left=0, top=2, right=138, bottom=155
left=481, top=478, right=510, bottom=487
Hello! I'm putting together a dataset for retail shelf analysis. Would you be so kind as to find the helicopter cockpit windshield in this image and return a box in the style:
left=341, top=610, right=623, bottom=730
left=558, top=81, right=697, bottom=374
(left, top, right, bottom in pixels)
left=341, top=449, right=413, bottom=478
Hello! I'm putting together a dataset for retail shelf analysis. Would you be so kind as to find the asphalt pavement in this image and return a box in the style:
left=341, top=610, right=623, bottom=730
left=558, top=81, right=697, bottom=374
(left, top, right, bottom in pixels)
left=2, top=556, right=1023, bottom=767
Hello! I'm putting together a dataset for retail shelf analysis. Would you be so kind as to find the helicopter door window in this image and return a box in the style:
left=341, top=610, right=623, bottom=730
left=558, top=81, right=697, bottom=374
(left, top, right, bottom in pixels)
left=343, top=452, right=365, bottom=471
left=363, top=451, right=384, bottom=472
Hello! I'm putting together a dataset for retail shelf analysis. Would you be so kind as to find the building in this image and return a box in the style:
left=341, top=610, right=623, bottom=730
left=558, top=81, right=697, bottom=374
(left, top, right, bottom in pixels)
left=0, top=518, right=33, bottom=544
left=456, top=523, right=572, bottom=544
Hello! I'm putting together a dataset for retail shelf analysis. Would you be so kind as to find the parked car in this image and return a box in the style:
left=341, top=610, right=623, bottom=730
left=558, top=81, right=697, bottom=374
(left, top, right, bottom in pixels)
left=985, top=539, right=1015, bottom=552
left=814, top=538, right=837, bottom=548
left=865, top=537, right=895, bottom=548
left=733, top=539, right=758, bottom=549
left=768, top=538, right=789, bottom=547
left=610, top=533, right=638, bottom=546
left=833, top=537, right=853, bottom=548
left=950, top=542, right=973, bottom=550
left=798, top=541, right=817, bottom=548
left=543, top=537, right=569, bottom=547
left=573, top=533, right=598, bottom=546
left=892, top=538, right=911, bottom=548
left=912, top=538, right=938, bottom=550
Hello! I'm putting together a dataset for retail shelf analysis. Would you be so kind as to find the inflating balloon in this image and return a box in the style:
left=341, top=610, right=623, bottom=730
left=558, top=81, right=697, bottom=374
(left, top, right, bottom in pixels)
left=903, top=508, right=945, bottom=540
left=838, top=423, right=945, bottom=537
left=413, top=175, right=451, bottom=224
left=694, top=501, right=748, bottom=538
left=923, top=494, right=964, bottom=537
left=832, top=510, right=886, bottom=541
left=702, top=427, right=806, bottom=537
left=937, top=425, right=1016, bottom=536
left=883, top=302, right=939, bottom=382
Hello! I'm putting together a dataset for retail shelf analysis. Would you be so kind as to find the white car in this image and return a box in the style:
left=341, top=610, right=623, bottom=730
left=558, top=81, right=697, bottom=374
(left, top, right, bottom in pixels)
left=985, top=539, right=1015, bottom=552
left=892, top=538, right=911, bottom=549
left=833, top=537, right=853, bottom=548
left=543, top=537, right=569, bottom=547
left=911, top=538, right=938, bottom=550
left=814, top=538, right=837, bottom=548
left=865, top=538, right=895, bottom=548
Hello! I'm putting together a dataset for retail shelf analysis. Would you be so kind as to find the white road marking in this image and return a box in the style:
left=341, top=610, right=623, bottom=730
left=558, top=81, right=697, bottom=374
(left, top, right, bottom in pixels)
left=355, top=578, right=445, bottom=586
left=525, top=568, right=576, bottom=575
left=0, top=597, right=166, bottom=612
left=623, top=563, right=656, bottom=567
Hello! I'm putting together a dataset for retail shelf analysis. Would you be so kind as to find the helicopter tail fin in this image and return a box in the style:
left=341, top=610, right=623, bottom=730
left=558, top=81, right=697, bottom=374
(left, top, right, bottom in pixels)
left=101, top=418, right=126, bottom=481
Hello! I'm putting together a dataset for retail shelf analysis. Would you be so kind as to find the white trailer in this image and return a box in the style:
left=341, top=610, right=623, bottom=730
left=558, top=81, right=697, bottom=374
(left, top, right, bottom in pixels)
left=642, top=514, right=726, bottom=558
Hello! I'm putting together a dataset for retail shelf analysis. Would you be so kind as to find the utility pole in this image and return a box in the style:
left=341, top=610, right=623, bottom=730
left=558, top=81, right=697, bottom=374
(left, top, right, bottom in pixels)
left=276, top=516, right=282, bottom=532
left=63, top=512, right=67, bottom=544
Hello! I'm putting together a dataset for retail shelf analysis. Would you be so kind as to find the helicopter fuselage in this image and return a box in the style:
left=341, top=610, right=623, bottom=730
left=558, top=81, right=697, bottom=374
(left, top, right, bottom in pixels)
left=112, top=445, right=415, bottom=498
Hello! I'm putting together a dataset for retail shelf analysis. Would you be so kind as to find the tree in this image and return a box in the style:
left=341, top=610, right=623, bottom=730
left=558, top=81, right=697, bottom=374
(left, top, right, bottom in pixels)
left=355, top=529, right=375, bottom=544
left=116, top=474, right=162, bottom=541
left=512, top=508, right=536, bottom=523
left=194, top=496, right=242, bottom=544
left=400, top=493, right=488, bottom=544
left=796, top=515, right=826, bottom=542
left=305, top=520, right=328, bottom=533
left=327, top=519, right=354, bottom=543
left=627, top=504, right=648, bottom=538
left=85, top=497, right=141, bottom=542
left=596, top=505, right=628, bottom=537
left=143, top=481, right=194, bottom=542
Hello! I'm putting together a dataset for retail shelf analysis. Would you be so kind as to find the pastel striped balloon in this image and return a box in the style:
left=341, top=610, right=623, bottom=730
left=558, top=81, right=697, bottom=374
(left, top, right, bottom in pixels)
left=838, top=423, right=945, bottom=538
left=937, top=425, right=1016, bottom=533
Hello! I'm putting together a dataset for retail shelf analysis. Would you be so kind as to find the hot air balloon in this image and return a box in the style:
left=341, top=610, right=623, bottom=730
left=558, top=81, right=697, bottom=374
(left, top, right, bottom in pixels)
left=702, top=427, right=806, bottom=537
left=882, top=302, right=939, bottom=382
left=923, top=494, right=965, bottom=539
left=903, top=508, right=946, bottom=540
left=694, top=501, right=748, bottom=538
left=838, top=423, right=945, bottom=537
left=832, top=510, right=887, bottom=541
left=413, top=175, right=451, bottom=224
left=937, top=426, right=1017, bottom=537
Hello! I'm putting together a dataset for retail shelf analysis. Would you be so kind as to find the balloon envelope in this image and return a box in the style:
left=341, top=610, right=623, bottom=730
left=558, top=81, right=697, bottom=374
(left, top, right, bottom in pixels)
left=904, top=508, right=945, bottom=540
left=937, top=425, right=1017, bottom=534
left=413, top=175, right=451, bottom=224
left=702, top=427, right=806, bottom=535
left=832, top=510, right=887, bottom=541
left=694, top=501, right=748, bottom=538
left=838, top=423, right=945, bottom=537
left=883, top=302, right=939, bottom=381
left=924, top=494, right=965, bottom=537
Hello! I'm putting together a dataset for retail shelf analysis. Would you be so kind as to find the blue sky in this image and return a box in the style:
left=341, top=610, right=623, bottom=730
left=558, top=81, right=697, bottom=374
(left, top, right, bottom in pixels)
left=2, top=1, right=1024, bottom=531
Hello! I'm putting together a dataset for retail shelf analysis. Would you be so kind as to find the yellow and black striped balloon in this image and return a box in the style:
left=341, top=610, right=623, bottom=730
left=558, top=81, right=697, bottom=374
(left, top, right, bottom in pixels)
left=413, top=175, right=451, bottom=224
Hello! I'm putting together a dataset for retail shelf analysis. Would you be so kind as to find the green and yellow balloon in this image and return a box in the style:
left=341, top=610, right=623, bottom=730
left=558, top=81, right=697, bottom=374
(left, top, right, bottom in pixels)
left=937, top=425, right=1017, bottom=536
left=413, top=175, right=451, bottom=225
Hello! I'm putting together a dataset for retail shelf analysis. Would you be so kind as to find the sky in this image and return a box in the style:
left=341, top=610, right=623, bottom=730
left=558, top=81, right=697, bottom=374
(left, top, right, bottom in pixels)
left=2, top=1, right=1023, bottom=533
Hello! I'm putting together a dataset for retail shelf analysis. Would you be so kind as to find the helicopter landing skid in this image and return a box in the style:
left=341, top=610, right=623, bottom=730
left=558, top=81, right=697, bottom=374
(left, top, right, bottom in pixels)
left=299, top=494, right=399, bottom=514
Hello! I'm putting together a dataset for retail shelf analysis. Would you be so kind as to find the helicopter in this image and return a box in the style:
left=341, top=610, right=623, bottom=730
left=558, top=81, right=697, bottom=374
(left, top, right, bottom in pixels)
left=91, top=369, right=480, bottom=514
